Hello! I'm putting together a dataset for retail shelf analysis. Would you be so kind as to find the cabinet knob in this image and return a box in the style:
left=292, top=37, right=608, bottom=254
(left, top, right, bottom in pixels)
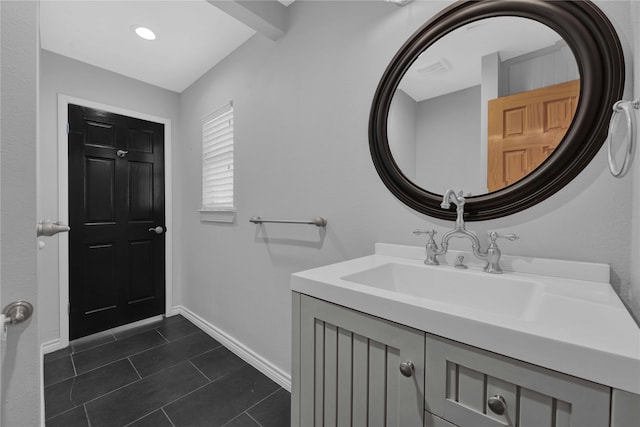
left=487, top=394, right=507, bottom=415
left=399, top=361, right=414, bottom=377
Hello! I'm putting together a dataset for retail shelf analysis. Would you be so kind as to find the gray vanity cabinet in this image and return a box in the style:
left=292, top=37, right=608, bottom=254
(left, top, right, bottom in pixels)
left=292, top=293, right=640, bottom=427
left=292, top=294, right=425, bottom=427
left=424, top=335, right=610, bottom=427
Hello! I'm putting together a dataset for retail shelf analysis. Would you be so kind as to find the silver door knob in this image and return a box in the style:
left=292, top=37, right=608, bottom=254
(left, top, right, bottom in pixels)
left=399, top=361, right=414, bottom=377
left=148, top=226, right=164, bottom=234
left=487, top=394, right=507, bottom=415
left=2, top=301, right=33, bottom=325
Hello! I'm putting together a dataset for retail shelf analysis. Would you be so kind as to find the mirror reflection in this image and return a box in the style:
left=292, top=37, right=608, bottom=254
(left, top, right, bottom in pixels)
left=388, top=17, right=580, bottom=195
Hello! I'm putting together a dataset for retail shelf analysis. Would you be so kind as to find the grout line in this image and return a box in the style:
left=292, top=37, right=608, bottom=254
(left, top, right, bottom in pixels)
left=44, top=403, right=83, bottom=422
left=70, top=353, right=78, bottom=377
left=128, top=357, right=143, bottom=380
left=155, top=328, right=171, bottom=343
left=84, top=404, right=92, bottom=427
left=244, top=387, right=282, bottom=415
left=245, top=411, right=264, bottom=427
left=70, top=334, right=118, bottom=356
left=189, top=359, right=213, bottom=382
left=73, top=338, right=170, bottom=377
left=159, top=380, right=212, bottom=412
left=161, top=408, right=176, bottom=427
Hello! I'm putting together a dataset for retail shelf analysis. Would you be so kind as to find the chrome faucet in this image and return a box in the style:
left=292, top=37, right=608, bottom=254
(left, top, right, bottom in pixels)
left=413, top=189, right=518, bottom=274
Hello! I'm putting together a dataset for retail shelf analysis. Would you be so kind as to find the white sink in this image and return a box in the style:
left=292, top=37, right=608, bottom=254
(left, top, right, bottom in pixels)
left=291, top=243, right=640, bottom=394
left=341, top=262, right=543, bottom=320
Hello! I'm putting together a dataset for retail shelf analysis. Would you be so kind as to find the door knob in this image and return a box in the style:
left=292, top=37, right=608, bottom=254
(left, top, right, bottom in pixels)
left=399, top=361, right=414, bottom=377
left=2, top=301, right=33, bottom=325
left=487, top=394, right=507, bottom=415
left=148, top=226, right=164, bottom=234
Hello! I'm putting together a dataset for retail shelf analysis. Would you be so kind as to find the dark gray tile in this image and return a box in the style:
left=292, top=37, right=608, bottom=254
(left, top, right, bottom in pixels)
left=73, top=330, right=166, bottom=374
left=85, top=361, right=208, bottom=427
left=44, top=346, right=72, bottom=363
left=164, top=364, right=280, bottom=427
left=45, top=359, right=139, bottom=419
left=130, top=330, right=221, bottom=377
left=44, top=354, right=75, bottom=387
left=155, top=318, right=200, bottom=341
left=222, top=413, right=260, bottom=427
left=191, top=346, right=246, bottom=381
left=46, top=405, right=89, bottom=427
left=71, top=330, right=116, bottom=353
left=127, top=409, right=173, bottom=427
left=113, top=315, right=184, bottom=340
left=247, top=388, right=291, bottom=427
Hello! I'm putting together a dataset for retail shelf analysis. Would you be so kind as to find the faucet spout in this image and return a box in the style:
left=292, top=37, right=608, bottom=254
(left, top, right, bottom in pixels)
left=441, top=189, right=466, bottom=229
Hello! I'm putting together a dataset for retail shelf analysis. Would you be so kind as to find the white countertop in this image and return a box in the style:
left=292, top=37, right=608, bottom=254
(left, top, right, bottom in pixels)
left=291, top=243, right=640, bottom=394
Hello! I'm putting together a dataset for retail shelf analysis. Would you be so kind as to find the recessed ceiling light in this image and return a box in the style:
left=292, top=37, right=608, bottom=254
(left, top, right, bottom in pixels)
left=133, top=26, right=156, bottom=41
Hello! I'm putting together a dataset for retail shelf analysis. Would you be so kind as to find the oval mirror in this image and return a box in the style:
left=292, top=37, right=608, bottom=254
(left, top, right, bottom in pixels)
left=370, top=0, right=624, bottom=221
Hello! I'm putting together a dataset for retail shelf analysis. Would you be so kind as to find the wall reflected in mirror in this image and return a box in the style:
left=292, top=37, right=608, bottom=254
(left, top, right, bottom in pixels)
left=388, top=17, right=580, bottom=196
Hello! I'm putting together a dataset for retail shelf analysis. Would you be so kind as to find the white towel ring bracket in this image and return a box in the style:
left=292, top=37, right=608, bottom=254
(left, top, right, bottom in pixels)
left=607, top=98, right=640, bottom=178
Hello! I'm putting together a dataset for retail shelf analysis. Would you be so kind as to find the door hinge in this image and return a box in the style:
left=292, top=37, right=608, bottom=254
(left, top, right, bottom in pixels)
left=67, top=303, right=70, bottom=315
left=66, top=122, right=70, bottom=135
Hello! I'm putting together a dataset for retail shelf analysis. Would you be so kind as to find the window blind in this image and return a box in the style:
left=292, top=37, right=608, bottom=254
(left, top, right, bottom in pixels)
left=202, top=102, right=234, bottom=209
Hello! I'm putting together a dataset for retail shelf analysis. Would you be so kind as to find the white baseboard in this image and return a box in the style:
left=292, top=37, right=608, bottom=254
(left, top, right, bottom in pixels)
left=172, top=305, right=291, bottom=392
left=41, top=338, right=64, bottom=355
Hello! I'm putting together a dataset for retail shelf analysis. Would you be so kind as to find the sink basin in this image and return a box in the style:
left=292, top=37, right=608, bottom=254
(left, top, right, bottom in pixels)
left=291, top=243, right=640, bottom=394
left=341, top=262, right=543, bottom=320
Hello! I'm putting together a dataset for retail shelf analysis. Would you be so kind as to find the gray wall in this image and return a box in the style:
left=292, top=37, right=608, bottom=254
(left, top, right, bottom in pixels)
left=38, top=51, right=181, bottom=345
left=1, top=1, right=40, bottom=424
left=388, top=89, right=417, bottom=180
left=629, top=2, right=640, bottom=321
left=415, top=85, right=484, bottom=195
left=178, top=0, right=637, bottom=381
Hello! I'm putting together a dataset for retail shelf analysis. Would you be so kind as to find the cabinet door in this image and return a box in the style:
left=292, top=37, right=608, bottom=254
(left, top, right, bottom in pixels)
left=425, top=335, right=610, bottom=427
left=299, top=295, right=425, bottom=427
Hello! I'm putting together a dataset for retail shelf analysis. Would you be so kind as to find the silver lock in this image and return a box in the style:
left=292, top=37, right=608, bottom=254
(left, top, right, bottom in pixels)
left=2, top=301, right=34, bottom=325
left=37, top=220, right=70, bottom=237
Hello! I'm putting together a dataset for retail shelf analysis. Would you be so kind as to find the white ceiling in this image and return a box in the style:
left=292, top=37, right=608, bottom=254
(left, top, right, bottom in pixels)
left=40, top=1, right=259, bottom=93
left=399, top=17, right=566, bottom=102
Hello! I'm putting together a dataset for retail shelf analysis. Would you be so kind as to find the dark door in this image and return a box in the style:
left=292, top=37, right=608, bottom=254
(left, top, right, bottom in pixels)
left=68, top=104, right=165, bottom=340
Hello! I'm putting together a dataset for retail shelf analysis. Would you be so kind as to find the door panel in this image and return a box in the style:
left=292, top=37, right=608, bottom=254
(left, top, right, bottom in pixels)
left=300, top=295, right=425, bottom=426
left=68, top=104, right=165, bottom=340
left=487, top=79, right=579, bottom=192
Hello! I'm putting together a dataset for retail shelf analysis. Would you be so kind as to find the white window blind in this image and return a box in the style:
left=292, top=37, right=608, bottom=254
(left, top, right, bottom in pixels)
left=202, top=102, right=234, bottom=210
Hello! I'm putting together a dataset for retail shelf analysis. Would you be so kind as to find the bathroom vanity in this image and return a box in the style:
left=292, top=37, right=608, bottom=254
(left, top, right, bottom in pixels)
left=290, top=244, right=640, bottom=427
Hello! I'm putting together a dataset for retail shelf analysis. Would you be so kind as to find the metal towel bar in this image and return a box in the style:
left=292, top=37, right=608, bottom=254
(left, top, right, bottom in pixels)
left=250, top=216, right=327, bottom=227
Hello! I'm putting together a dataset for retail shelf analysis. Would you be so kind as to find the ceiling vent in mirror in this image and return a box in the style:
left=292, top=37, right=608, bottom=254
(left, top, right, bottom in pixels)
left=417, top=59, right=452, bottom=76
left=385, top=0, right=414, bottom=6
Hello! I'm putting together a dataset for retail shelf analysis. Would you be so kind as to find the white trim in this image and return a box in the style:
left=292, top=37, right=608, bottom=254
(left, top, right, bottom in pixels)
left=198, top=208, right=236, bottom=223
left=173, top=305, right=291, bottom=391
left=57, top=94, right=174, bottom=348
left=41, top=338, right=64, bottom=355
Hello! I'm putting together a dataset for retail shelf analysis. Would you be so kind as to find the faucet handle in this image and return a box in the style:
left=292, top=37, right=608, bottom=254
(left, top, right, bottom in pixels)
left=488, top=231, right=519, bottom=243
left=413, top=229, right=437, bottom=239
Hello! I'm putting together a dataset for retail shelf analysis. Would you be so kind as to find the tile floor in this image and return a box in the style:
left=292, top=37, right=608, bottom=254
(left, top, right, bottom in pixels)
left=43, top=315, right=290, bottom=427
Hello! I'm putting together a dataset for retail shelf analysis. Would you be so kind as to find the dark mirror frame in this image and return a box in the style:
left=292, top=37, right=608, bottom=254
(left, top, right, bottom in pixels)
left=369, top=0, right=625, bottom=221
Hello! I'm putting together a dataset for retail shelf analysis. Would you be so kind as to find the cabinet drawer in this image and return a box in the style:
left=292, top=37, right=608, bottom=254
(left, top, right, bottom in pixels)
left=425, top=334, right=610, bottom=427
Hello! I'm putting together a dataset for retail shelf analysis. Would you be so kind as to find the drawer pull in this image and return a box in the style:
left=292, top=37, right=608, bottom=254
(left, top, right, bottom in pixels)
left=487, top=395, right=507, bottom=415
left=399, top=361, right=414, bottom=377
